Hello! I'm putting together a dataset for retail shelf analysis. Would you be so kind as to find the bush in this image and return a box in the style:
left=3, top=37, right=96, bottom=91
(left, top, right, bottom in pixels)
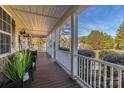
left=59, top=47, right=70, bottom=52
left=78, top=49, right=95, bottom=58
left=99, top=51, right=115, bottom=59
left=99, top=50, right=124, bottom=65
left=59, top=47, right=95, bottom=58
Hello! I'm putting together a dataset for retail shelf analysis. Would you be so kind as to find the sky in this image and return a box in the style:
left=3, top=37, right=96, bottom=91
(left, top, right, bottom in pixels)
left=78, top=5, right=124, bottom=37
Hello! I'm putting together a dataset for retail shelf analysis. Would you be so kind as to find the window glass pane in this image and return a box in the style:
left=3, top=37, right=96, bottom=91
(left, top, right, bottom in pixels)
left=3, top=21, right=6, bottom=32
left=8, top=24, right=11, bottom=33
left=6, top=24, right=9, bottom=33
left=7, top=35, right=11, bottom=52
left=0, top=34, right=1, bottom=54
left=3, top=9, right=6, bottom=22
left=0, top=19, right=2, bottom=30
left=6, top=14, right=8, bottom=24
left=8, top=14, right=11, bottom=24
left=0, top=33, right=11, bottom=54
left=6, top=13, right=10, bottom=24
left=59, top=18, right=71, bottom=50
left=0, top=7, right=2, bottom=19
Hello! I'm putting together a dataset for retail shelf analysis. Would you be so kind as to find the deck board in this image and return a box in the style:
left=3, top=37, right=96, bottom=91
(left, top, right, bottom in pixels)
left=32, top=52, right=80, bottom=88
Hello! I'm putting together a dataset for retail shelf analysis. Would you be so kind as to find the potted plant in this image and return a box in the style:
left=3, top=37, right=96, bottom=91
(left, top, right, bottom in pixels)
left=0, top=51, right=33, bottom=88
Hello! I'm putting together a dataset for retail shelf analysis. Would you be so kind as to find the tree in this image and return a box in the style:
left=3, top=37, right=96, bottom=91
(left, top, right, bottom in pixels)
left=88, top=30, right=103, bottom=50
left=115, top=21, right=124, bottom=49
left=78, top=30, right=114, bottom=50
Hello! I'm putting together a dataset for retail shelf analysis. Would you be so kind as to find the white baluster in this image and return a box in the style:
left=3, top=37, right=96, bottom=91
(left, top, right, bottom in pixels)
left=90, top=61, right=93, bottom=86
left=84, top=58, right=86, bottom=81
left=77, top=55, right=124, bottom=88
left=78, top=56, right=80, bottom=78
left=94, top=62, right=96, bottom=88
left=81, top=57, right=83, bottom=79
left=110, top=67, right=113, bottom=88
left=104, top=65, right=107, bottom=88
left=87, top=59, right=89, bottom=83
left=118, top=69, right=122, bottom=88
left=98, top=63, right=101, bottom=88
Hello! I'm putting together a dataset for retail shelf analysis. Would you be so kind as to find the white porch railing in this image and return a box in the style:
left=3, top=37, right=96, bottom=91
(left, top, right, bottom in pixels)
left=77, top=54, right=124, bottom=88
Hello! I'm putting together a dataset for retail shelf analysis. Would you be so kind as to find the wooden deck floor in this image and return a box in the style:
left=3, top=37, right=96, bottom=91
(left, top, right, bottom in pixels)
left=32, top=52, right=80, bottom=88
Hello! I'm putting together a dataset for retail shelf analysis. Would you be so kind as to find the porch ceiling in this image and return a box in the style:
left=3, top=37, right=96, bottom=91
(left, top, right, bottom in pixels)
left=10, top=5, right=72, bottom=37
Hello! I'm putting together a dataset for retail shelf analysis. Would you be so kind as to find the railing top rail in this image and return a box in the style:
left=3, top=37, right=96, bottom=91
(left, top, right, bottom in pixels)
left=77, top=54, right=124, bottom=70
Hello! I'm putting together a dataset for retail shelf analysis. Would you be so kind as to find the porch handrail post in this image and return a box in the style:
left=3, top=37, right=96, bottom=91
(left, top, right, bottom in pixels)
left=54, top=31, right=56, bottom=59
left=46, top=36, right=48, bottom=53
left=46, top=36, right=49, bottom=53
left=51, top=33, right=53, bottom=58
left=55, top=29, right=59, bottom=58
left=70, top=13, right=78, bottom=79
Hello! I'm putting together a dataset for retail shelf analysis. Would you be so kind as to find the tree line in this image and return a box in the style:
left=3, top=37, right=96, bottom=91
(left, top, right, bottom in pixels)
left=78, top=21, right=124, bottom=50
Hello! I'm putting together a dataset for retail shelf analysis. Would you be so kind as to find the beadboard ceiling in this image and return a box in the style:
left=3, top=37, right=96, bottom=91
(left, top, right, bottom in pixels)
left=10, top=5, right=71, bottom=37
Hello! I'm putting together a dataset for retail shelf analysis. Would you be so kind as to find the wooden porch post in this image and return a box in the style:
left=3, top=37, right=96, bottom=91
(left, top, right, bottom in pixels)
left=70, top=13, right=78, bottom=79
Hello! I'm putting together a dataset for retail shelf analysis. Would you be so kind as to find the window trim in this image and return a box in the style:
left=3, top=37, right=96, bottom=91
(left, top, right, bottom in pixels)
left=0, top=6, right=12, bottom=56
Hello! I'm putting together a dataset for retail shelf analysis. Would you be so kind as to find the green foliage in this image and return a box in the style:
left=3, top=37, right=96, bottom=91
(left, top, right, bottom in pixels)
left=99, top=50, right=124, bottom=65
left=99, top=50, right=115, bottom=59
left=115, top=21, right=124, bottom=49
left=1, top=58, right=18, bottom=81
left=78, top=30, right=114, bottom=50
left=78, top=49, right=95, bottom=58
left=1, top=51, right=32, bottom=81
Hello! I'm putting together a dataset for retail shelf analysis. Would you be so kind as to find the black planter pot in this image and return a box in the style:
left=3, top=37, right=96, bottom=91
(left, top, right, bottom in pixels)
left=23, top=78, right=32, bottom=88
left=4, top=79, right=23, bottom=88
left=3, top=71, right=33, bottom=88
left=28, top=66, right=34, bottom=81
left=32, top=55, right=37, bottom=71
left=23, top=73, right=32, bottom=88
left=33, top=62, right=36, bottom=71
left=32, top=50, right=37, bottom=58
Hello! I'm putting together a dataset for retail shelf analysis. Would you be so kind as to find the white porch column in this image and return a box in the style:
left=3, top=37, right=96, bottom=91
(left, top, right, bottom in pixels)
left=50, top=34, right=52, bottom=56
left=46, top=36, right=49, bottom=53
left=51, top=32, right=55, bottom=58
left=56, top=29, right=59, bottom=52
left=54, top=31, right=56, bottom=59
left=47, top=35, right=49, bottom=54
left=70, top=13, right=78, bottom=79
left=48, top=35, right=51, bottom=55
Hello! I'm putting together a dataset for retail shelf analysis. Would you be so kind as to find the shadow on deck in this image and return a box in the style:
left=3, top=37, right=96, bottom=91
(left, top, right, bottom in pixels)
left=32, top=52, right=80, bottom=88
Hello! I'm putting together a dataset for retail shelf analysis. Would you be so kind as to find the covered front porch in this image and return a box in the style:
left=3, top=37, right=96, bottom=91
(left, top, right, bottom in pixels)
left=32, top=52, right=80, bottom=88
left=0, top=5, right=124, bottom=88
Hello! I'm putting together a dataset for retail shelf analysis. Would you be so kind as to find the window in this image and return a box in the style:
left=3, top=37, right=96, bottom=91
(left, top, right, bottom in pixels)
left=59, top=18, right=71, bottom=51
left=0, top=6, right=12, bottom=54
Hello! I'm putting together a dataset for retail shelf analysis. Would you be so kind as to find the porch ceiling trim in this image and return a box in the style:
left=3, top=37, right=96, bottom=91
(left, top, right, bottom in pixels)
left=48, top=5, right=89, bottom=36
left=48, top=5, right=80, bottom=35
left=12, top=8, right=60, bottom=20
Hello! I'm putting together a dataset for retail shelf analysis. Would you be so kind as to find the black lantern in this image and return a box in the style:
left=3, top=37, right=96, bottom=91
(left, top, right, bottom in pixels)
left=20, top=29, right=26, bottom=36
